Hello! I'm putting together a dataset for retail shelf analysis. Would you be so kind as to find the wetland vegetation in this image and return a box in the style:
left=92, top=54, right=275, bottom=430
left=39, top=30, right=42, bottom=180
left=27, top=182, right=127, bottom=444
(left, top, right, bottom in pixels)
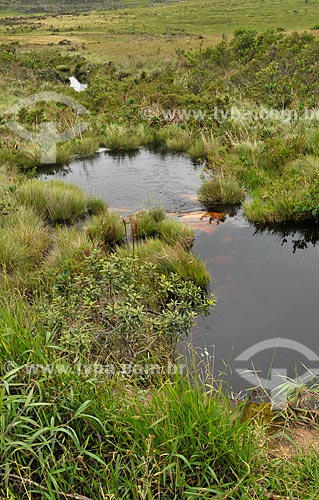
left=1, top=1, right=319, bottom=498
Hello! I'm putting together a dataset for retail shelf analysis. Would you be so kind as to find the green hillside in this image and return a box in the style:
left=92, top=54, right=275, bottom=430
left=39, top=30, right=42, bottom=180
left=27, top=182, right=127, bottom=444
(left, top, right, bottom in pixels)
left=0, top=0, right=162, bottom=14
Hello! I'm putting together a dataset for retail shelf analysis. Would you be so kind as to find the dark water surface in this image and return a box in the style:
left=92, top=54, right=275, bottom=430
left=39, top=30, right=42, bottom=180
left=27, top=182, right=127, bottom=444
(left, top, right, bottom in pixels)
left=39, top=149, right=319, bottom=396
left=191, top=213, right=319, bottom=396
left=39, top=149, right=203, bottom=214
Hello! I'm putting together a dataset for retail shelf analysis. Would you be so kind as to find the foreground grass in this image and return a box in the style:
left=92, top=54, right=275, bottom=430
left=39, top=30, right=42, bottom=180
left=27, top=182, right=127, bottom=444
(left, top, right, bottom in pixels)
left=2, top=313, right=319, bottom=500
left=0, top=362, right=258, bottom=499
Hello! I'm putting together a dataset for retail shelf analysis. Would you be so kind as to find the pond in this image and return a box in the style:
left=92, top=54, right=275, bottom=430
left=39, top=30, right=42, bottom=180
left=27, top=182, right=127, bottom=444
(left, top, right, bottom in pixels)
left=38, top=149, right=204, bottom=214
left=38, top=149, right=319, bottom=400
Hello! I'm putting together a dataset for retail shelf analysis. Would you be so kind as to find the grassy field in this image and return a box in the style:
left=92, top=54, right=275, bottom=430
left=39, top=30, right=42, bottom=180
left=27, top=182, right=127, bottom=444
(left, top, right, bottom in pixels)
left=0, top=0, right=318, bottom=63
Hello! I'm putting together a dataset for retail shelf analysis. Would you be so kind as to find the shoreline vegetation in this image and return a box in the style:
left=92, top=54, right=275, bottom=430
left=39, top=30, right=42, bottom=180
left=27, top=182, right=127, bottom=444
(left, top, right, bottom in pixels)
left=2, top=28, right=319, bottom=223
left=1, top=2, right=319, bottom=498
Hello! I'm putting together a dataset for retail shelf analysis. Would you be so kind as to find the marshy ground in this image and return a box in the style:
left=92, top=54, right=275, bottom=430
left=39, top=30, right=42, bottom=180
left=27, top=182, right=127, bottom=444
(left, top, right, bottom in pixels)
left=1, top=1, right=319, bottom=498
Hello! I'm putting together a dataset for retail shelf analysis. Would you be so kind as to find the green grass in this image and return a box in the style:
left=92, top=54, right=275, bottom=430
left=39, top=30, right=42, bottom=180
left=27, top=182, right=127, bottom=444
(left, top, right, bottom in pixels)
left=244, top=156, right=319, bottom=223
left=86, top=211, right=126, bottom=247
left=0, top=362, right=260, bottom=500
left=102, top=124, right=149, bottom=151
left=2, top=312, right=319, bottom=500
left=117, top=239, right=210, bottom=289
left=43, top=225, right=92, bottom=268
left=0, top=0, right=318, bottom=67
left=133, top=209, right=194, bottom=248
left=0, top=206, right=50, bottom=274
left=156, top=218, right=195, bottom=248
left=198, top=176, right=245, bottom=209
left=2, top=8, right=319, bottom=498
left=15, top=179, right=96, bottom=223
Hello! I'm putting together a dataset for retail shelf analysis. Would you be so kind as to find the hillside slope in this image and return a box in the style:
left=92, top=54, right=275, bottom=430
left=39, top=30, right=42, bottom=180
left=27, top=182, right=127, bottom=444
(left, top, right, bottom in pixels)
left=0, top=0, right=136, bottom=13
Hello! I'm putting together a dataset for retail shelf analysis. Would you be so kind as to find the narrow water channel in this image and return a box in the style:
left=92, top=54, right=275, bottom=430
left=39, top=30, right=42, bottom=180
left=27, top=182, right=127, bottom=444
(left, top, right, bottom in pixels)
left=38, top=149, right=319, bottom=397
left=69, top=76, right=88, bottom=92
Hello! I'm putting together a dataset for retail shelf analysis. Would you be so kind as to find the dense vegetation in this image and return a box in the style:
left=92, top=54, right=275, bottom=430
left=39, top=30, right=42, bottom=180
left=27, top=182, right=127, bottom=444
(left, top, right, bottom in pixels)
left=1, top=3, right=319, bottom=498
left=2, top=29, right=319, bottom=223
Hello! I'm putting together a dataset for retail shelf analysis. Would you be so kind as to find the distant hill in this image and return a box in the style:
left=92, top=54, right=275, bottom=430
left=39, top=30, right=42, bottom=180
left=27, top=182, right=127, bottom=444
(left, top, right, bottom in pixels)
left=0, top=0, right=135, bottom=13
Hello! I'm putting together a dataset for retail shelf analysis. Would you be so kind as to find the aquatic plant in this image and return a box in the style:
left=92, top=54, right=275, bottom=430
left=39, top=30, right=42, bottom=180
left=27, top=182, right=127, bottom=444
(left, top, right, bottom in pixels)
left=198, top=176, right=245, bottom=209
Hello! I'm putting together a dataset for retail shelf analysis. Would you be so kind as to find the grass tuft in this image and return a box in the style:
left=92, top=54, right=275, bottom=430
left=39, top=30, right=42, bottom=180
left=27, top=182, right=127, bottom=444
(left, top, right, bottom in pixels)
left=198, top=176, right=245, bottom=209
left=0, top=206, right=50, bottom=273
left=16, top=179, right=92, bottom=223
left=117, top=238, right=210, bottom=289
left=86, top=211, right=126, bottom=247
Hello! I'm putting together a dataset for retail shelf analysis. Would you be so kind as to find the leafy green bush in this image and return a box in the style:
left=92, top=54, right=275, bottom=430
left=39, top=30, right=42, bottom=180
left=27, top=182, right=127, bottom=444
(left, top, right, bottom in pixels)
left=41, top=249, right=213, bottom=359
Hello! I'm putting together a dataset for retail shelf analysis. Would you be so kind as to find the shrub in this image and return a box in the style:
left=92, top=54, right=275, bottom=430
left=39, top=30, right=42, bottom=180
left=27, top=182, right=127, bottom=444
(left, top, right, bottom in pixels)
left=41, top=249, right=213, bottom=360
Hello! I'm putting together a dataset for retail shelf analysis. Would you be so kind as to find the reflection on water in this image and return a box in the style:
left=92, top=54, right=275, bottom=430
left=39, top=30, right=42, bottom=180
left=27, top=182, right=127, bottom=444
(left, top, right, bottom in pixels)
left=190, top=212, right=319, bottom=396
left=38, top=148, right=204, bottom=214
left=253, top=223, right=319, bottom=253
